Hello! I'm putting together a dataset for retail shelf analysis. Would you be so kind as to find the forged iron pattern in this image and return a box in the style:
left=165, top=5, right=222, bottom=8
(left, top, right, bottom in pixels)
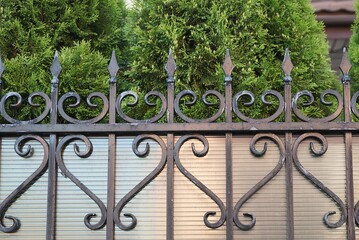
left=0, top=48, right=357, bottom=240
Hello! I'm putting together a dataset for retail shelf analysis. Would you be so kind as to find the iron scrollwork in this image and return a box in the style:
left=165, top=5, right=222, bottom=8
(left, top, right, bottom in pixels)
left=232, top=90, right=284, bottom=122
left=116, top=91, right=167, bottom=123
left=292, top=90, right=343, bottom=122
left=174, top=90, right=225, bottom=123
left=292, top=133, right=346, bottom=228
left=58, top=92, right=109, bottom=124
left=174, top=135, right=226, bottom=228
left=350, top=91, right=359, bottom=119
left=114, top=134, right=167, bottom=230
left=0, top=92, right=51, bottom=124
left=0, top=135, right=49, bottom=233
left=234, top=134, right=285, bottom=230
left=56, top=135, right=107, bottom=230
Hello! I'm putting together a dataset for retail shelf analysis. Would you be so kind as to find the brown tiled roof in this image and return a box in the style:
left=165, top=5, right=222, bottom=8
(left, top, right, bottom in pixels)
left=312, top=0, right=354, bottom=13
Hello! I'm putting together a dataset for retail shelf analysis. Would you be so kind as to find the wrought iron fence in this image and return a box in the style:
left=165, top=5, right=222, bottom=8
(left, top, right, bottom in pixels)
left=0, top=48, right=358, bottom=239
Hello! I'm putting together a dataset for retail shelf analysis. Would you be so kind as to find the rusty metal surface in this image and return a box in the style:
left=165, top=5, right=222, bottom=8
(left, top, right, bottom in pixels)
left=0, top=49, right=357, bottom=239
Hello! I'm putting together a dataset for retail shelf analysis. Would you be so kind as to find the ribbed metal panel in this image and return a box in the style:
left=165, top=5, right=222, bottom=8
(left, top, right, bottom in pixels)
left=293, top=135, right=346, bottom=239
left=174, top=136, right=226, bottom=240
left=0, top=138, right=48, bottom=240
left=352, top=135, right=359, bottom=237
left=0, top=135, right=352, bottom=239
left=115, top=137, right=167, bottom=240
left=233, top=135, right=287, bottom=239
left=56, top=137, right=108, bottom=240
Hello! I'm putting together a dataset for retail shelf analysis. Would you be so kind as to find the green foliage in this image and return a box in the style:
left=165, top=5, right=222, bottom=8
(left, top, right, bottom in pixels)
left=127, top=0, right=339, bottom=120
left=350, top=0, right=359, bottom=92
left=0, top=0, right=127, bottom=122
left=0, top=0, right=127, bottom=57
left=2, top=41, right=110, bottom=122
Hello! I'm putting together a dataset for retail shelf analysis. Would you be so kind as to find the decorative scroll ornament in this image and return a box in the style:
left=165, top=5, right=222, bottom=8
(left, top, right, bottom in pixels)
left=174, top=135, right=226, bottom=228
left=234, top=134, right=285, bottom=230
left=0, top=92, right=51, bottom=124
left=292, top=133, right=347, bottom=228
left=58, top=92, right=109, bottom=123
left=0, top=135, right=49, bottom=233
left=116, top=91, right=167, bottom=123
left=351, top=92, right=359, bottom=119
left=56, top=135, right=107, bottom=230
left=174, top=90, right=225, bottom=123
left=232, top=90, right=284, bottom=122
left=354, top=198, right=359, bottom=225
left=292, top=90, right=343, bottom=122
left=114, top=135, right=167, bottom=230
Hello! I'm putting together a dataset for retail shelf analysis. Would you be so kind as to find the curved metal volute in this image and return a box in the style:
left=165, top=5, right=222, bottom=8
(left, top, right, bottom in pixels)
left=234, top=134, right=285, bottom=231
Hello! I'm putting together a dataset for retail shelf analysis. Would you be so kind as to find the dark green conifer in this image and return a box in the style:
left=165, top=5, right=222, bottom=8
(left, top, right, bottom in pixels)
left=0, top=0, right=127, bottom=121
left=127, top=0, right=339, bottom=120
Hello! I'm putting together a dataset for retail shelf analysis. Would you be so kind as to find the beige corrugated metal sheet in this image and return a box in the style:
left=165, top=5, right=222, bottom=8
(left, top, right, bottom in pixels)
left=293, top=136, right=346, bottom=239
left=351, top=135, right=359, bottom=238
left=174, top=136, right=226, bottom=240
left=56, top=137, right=108, bottom=240
left=0, top=138, right=48, bottom=240
left=0, top=135, right=354, bottom=239
left=115, top=137, right=167, bottom=240
left=233, top=136, right=287, bottom=239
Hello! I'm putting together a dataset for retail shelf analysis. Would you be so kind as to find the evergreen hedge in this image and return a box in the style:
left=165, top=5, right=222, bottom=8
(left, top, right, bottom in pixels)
left=0, top=0, right=127, bottom=122
left=350, top=0, right=359, bottom=93
left=127, top=0, right=339, bottom=120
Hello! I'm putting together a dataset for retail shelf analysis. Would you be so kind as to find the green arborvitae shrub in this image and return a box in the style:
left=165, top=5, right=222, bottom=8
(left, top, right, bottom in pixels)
left=127, top=0, right=339, bottom=121
left=0, top=0, right=127, bottom=122
left=349, top=1, right=359, bottom=92
left=0, top=0, right=127, bottom=57
left=2, top=41, right=110, bottom=122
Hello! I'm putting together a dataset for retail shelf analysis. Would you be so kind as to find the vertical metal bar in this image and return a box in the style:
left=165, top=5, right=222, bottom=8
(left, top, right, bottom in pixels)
left=0, top=55, right=3, bottom=237
left=165, top=50, right=176, bottom=240
left=223, top=49, right=234, bottom=240
left=345, top=132, right=355, bottom=239
left=282, top=49, right=294, bottom=240
left=46, top=51, right=61, bottom=240
left=284, top=131, right=294, bottom=240
left=107, top=135, right=116, bottom=240
left=107, top=51, right=119, bottom=240
left=166, top=133, right=174, bottom=240
left=340, top=49, right=355, bottom=240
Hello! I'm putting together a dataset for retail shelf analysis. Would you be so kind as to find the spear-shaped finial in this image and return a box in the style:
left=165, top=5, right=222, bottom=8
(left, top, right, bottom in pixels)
left=50, top=51, right=62, bottom=86
left=339, top=47, right=351, bottom=83
left=108, top=50, right=120, bottom=83
left=165, top=49, right=176, bottom=83
left=282, top=48, right=293, bottom=83
left=222, top=49, right=234, bottom=82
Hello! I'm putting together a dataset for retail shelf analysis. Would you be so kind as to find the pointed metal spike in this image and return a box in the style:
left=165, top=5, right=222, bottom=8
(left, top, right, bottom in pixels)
left=165, top=49, right=176, bottom=83
left=222, top=49, right=234, bottom=82
left=108, top=50, right=120, bottom=83
left=340, top=47, right=351, bottom=83
left=282, top=48, right=293, bottom=82
left=50, top=51, right=62, bottom=83
left=0, top=55, right=4, bottom=79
